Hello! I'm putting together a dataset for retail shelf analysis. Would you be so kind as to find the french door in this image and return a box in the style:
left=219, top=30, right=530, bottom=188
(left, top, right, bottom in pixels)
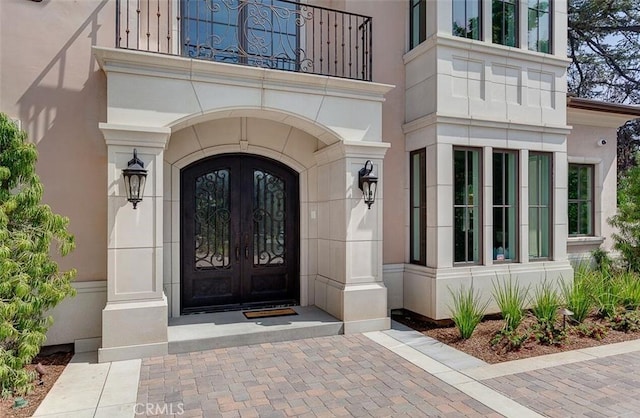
left=181, top=154, right=299, bottom=313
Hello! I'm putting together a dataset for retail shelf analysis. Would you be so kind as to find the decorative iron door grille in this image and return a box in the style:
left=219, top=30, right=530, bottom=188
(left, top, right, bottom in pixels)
left=181, top=154, right=299, bottom=313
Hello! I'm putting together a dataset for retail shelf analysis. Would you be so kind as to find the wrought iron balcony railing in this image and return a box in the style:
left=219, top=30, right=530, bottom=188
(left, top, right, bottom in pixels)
left=115, top=0, right=373, bottom=81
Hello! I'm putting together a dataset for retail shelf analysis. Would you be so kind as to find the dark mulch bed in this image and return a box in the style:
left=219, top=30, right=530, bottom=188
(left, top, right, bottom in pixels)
left=392, top=310, right=640, bottom=364
left=0, top=346, right=73, bottom=418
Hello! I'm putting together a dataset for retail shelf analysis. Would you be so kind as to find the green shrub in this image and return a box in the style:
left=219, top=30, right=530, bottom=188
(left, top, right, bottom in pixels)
left=491, top=277, right=529, bottom=331
left=591, top=248, right=614, bottom=275
left=591, top=271, right=621, bottom=318
left=609, top=163, right=640, bottom=272
left=609, top=309, right=640, bottom=333
left=0, top=114, right=76, bottom=396
left=617, top=271, right=640, bottom=310
left=559, top=270, right=592, bottom=323
left=448, top=285, right=489, bottom=340
left=490, top=328, right=531, bottom=353
left=533, top=321, right=566, bottom=345
left=531, top=281, right=561, bottom=325
left=530, top=282, right=564, bottom=345
left=574, top=323, right=608, bottom=340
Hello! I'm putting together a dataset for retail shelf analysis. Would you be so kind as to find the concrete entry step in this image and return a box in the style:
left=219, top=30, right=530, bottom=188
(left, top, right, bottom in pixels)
left=168, top=306, right=343, bottom=354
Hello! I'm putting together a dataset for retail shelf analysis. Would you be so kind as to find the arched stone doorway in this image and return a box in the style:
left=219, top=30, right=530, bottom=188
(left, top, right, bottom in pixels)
left=163, top=116, right=322, bottom=317
left=96, top=46, right=392, bottom=362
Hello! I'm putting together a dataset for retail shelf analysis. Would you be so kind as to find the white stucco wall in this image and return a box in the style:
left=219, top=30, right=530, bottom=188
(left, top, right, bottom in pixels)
left=566, top=107, right=631, bottom=262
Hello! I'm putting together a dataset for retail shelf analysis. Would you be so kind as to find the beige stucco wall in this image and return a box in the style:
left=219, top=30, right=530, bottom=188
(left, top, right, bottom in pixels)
left=0, top=0, right=114, bottom=282
left=342, top=0, right=407, bottom=265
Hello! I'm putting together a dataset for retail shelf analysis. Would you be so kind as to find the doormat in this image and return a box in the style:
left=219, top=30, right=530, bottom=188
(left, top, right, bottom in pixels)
left=243, top=308, right=298, bottom=319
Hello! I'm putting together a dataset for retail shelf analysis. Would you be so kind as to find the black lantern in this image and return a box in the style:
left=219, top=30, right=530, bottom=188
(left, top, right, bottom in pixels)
left=122, top=149, right=147, bottom=209
left=358, top=160, right=378, bottom=210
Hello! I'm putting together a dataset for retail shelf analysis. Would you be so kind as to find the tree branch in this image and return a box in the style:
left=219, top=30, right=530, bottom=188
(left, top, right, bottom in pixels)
left=592, top=25, right=640, bottom=33
left=576, top=28, right=640, bottom=87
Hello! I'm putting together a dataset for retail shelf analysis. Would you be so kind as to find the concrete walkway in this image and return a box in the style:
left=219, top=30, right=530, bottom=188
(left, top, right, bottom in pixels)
left=32, top=352, right=141, bottom=417
left=32, top=322, right=640, bottom=417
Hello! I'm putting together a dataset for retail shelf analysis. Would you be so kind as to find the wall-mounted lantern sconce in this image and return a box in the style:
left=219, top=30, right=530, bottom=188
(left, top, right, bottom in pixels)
left=122, top=149, right=147, bottom=209
left=358, top=160, right=378, bottom=210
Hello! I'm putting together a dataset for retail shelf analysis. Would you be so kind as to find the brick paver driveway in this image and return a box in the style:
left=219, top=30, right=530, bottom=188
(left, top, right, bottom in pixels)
left=137, top=334, right=502, bottom=417
left=483, top=351, right=640, bottom=418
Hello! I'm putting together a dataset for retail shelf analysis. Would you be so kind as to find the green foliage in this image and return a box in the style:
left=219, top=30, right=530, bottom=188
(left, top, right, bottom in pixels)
left=490, top=328, right=531, bottom=353
left=568, top=1, right=640, bottom=179
left=568, top=0, right=640, bottom=103
left=586, top=268, right=640, bottom=316
left=616, top=121, right=640, bottom=181
left=0, top=113, right=76, bottom=395
left=610, top=163, right=640, bottom=272
left=491, top=277, right=529, bottom=332
left=448, top=285, right=488, bottom=340
left=1, top=387, right=12, bottom=400
left=531, top=281, right=561, bottom=325
left=533, top=321, right=566, bottom=346
left=530, top=281, right=565, bottom=345
left=560, top=267, right=592, bottom=323
left=617, top=271, right=640, bottom=310
left=591, top=249, right=614, bottom=275
left=609, top=309, right=640, bottom=333
left=574, top=322, right=608, bottom=340
left=590, top=271, right=621, bottom=319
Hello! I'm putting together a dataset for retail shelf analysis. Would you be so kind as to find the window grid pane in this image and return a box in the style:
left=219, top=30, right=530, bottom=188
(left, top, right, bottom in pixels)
left=410, top=149, right=426, bottom=265
left=493, top=0, right=518, bottom=47
left=493, top=151, right=518, bottom=262
left=528, top=0, right=551, bottom=53
left=568, top=164, right=593, bottom=236
left=410, top=0, right=427, bottom=49
left=454, top=148, right=482, bottom=264
left=453, top=0, right=481, bottom=40
left=529, top=153, right=552, bottom=259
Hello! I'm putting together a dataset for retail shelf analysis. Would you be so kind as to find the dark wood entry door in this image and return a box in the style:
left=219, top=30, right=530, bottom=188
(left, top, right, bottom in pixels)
left=181, top=154, right=299, bottom=313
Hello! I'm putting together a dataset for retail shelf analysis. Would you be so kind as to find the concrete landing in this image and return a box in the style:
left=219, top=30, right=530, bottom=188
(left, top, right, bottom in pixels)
left=168, top=306, right=343, bottom=354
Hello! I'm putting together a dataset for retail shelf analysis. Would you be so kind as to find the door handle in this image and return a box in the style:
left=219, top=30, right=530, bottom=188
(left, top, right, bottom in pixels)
left=235, top=245, right=240, bottom=261
left=244, top=233, right=250, bottom=260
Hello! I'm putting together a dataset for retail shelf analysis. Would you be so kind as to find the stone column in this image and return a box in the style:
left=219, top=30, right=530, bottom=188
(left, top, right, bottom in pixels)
left=98, top=123, right=171, bottom=363
left=314, top=141, right=390, bottom=334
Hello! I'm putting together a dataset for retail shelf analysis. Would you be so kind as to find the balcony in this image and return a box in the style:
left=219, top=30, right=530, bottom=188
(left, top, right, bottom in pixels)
left=115, top=0, right=373, bottom=81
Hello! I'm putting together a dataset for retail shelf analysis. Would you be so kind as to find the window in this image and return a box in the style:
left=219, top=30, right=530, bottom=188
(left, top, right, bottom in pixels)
left=568, top=164, right=594, bottom=236
left=453, top=0, right=482, bottom=40
left=182, top=0, right=300, bottom=71
left=529, top=153, right=552, bottom=259
left=528, top=0, right=551, bottom=53
left=410, top=0, right=427, bottom=49
left=493, top=151, right=518, bottom=261
left=410, top=150, right=426, bottom=265
left=454, top=148, right=482, bottom=264
left=493, top=0, right=518, bottom=47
